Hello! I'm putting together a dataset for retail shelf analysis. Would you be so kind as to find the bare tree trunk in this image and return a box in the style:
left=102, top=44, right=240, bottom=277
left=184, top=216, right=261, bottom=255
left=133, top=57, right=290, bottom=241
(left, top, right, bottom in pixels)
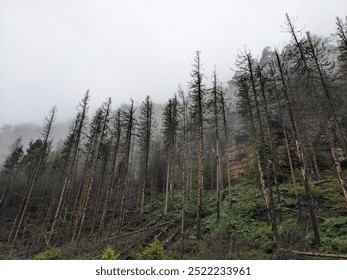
left=210, top=69, right=222, bottom=222
left=98, top=145, right=118, bottom=234
left=218, top=87, right=232, bottom=208
left=197, top=122, right=204, bottom=240
left=308, top=140, right=321, bottom=180
left=284, top=128, right=299, bottom=199
left=257, top=64, right=282, bottom=223
left=165, top=160, right=170, bottom=215
left=180, top=93, right=188, bottom=259
left=138, top=96, right=153, bottom=217
left=114, top=100, right=135, bottom=236
left=91, top=150, right=109, bottom=233
left=189, top=51, right=205, bottom=240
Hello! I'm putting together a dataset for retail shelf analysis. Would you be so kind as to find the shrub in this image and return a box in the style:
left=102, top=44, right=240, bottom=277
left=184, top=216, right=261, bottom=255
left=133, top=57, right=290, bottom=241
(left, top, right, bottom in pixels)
left=133, top=239, right=166, bottom=260
left=35, top=247, right=61, bottom=260
left=101, top=246, right=119, bottom=260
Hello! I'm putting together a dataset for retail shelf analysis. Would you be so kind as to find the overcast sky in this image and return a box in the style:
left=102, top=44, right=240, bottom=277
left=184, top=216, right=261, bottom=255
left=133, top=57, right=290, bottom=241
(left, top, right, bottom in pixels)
left=1, top=0, right=346, bottom=126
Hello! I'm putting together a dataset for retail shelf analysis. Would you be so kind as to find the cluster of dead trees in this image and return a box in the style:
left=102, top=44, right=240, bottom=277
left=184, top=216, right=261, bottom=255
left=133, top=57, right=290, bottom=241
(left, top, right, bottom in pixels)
left=0, top=49, right=233, bottom=257
left=234, top=14, right=347, bottom=248
left=0, top=14, right=346, bottom=257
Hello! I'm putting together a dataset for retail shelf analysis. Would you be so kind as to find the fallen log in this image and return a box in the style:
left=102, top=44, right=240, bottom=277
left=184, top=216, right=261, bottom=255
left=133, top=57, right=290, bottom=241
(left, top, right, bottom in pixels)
left=281, top=207, right=327, bottom=220
left=164, top=230, right=178, bottom=244
left=155, top=226, right=169, bottom=239
left=108, top=220, right=176, bottom=240
left=291, top=250, right=347, bottom=259
left=312, top=179, right=337, bottom=185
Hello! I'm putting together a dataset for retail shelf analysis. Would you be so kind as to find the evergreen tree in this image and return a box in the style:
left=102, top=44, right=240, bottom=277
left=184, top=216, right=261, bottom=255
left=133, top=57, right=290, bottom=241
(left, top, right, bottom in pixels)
left=0, top=137, right=23, bottom=209
left=8, top=106, right=56, bottom=245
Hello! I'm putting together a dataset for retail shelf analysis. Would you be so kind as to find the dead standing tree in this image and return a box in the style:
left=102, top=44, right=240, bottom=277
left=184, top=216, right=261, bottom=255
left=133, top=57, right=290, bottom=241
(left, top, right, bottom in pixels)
left=178, top=86, right=189, bottom=257
left=162, top=96, right=178, bottom=214
left=110, top=99, right=136, bottom=236
left=46, top=92, right=89, bottom=245
left=208, top=68, right=222, bottom=222
left=137, top=95, right=154, bottom=217
left=71, top=98, right=111, bottom=243
left=218, top=86, right=232, bottom=208
left=98, top=110, right=122, bottom=235
left=189, top=51, right=206, bottom=240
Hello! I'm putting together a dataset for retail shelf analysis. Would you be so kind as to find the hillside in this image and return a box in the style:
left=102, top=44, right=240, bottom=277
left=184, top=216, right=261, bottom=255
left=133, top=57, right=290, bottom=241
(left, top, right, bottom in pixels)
left=1, top=14, right=347, bottom=260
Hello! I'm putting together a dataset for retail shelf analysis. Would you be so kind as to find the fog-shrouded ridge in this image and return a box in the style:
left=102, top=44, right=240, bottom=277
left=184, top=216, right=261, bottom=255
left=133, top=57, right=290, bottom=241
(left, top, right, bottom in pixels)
left=0, top=122, right=70, bottom=163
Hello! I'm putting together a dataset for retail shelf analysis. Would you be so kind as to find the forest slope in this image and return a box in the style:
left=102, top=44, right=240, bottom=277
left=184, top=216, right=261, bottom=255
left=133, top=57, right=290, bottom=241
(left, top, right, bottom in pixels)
left=1, top=14, right=347, bottom=260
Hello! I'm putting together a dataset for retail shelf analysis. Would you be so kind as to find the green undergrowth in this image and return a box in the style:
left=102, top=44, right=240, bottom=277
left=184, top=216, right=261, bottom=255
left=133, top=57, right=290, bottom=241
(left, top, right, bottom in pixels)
left=305, top=216, right=347, bottom=253
left=34, top=175, right=346, bottom=260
